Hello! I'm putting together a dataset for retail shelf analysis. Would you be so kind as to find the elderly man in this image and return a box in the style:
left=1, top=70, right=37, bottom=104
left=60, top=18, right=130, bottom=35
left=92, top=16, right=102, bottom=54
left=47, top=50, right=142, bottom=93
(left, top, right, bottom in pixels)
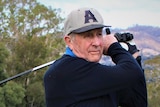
left=43, top=7, right=147, bottom=107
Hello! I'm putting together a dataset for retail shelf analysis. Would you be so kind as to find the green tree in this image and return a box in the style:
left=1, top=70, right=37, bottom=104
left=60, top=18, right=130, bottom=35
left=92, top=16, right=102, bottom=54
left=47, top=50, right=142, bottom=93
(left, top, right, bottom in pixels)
left=0, top=0, right=65, bottom=106
left=6, top=35, right=64, bottom=107
left=26, top=81, right=45, bottom=107
left=0, top=0, right=63, bottom=38
left=0, top=42, right=9, bottom=81
left=0, top=81, right=25, bottom=107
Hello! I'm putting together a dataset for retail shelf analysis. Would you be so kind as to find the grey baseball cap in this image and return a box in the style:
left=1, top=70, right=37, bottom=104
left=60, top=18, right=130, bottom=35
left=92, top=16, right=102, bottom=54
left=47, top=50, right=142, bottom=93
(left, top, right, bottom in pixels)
left=64, top=7, right=111, bottom=35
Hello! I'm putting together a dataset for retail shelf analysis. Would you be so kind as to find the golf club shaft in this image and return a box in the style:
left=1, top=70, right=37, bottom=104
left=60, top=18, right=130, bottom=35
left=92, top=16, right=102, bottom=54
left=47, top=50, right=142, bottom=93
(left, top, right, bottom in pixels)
left=0, top=60, right=55, bottom=85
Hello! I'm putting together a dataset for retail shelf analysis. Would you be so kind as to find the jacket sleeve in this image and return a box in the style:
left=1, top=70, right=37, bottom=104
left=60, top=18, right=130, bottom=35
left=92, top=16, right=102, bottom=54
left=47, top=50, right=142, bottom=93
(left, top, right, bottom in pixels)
left=117, top=55, right=148, bottom=107
left=66, top=42, right=144, bottom=100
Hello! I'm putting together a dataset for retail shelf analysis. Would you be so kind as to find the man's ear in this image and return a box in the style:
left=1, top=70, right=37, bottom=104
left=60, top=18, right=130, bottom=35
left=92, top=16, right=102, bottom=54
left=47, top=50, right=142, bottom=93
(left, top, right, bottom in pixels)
left=64, top=36, right=72, bottom=48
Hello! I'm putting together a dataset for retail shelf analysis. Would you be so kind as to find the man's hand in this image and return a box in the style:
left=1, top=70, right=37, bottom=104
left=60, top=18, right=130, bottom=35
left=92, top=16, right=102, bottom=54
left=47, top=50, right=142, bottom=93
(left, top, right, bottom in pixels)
left=118, top=34, right=142, bottom=67
left=103, top=34, right=118, bottom=55
left=126, top=40, right=139, bottom=55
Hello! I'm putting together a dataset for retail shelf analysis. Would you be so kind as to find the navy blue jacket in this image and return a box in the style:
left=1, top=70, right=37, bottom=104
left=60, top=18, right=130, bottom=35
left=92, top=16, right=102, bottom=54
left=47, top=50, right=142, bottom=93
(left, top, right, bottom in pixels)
left=43, top=43, right=147, bottom=107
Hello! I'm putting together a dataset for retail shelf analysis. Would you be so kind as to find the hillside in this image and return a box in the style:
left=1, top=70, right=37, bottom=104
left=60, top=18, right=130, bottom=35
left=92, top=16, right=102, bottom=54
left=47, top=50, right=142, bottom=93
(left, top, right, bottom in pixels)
left=112, top=25, right=160, bottom=58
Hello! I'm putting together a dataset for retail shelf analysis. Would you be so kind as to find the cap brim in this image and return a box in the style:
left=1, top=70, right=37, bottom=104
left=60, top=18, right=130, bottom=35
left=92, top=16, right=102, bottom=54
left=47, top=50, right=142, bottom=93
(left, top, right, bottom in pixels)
left=72, top=24, right=111, bottom=33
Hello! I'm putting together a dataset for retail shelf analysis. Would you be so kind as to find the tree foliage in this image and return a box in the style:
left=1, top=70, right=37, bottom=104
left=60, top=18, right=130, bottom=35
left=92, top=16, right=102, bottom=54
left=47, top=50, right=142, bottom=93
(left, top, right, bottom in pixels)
left=0, top=0, right=65, bottom=106
left=0, top=81, right=25, bottom=107
left=0, top=0, right=63, bottom=38
left=0, top=42, right=9, bottom=81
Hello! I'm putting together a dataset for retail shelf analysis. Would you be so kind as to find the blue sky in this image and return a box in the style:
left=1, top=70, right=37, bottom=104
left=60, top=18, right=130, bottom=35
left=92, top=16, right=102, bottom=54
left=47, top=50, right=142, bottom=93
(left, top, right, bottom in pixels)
left=37, top=0, right=160, bottom=29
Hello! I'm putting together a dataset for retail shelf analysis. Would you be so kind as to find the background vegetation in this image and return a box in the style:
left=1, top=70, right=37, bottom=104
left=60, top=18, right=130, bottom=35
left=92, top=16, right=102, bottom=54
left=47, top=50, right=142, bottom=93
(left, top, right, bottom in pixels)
left=144, top=56, right=160, bottom=107
left=0, top=0, right=65, bottom=106
left=0, top=0, right=160, bottom=107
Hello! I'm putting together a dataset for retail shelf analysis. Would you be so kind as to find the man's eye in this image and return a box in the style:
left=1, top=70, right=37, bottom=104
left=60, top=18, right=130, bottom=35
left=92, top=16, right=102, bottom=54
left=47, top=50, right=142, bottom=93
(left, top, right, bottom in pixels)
left=83, top=34, right=93, bottom=38
left=97, top=32, right=102, bottom=36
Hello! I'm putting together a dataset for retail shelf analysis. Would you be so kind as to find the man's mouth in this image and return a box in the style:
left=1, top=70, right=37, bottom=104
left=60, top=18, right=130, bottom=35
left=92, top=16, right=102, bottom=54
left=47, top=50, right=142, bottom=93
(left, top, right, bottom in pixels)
left=89, top=51, right=100, bottom=55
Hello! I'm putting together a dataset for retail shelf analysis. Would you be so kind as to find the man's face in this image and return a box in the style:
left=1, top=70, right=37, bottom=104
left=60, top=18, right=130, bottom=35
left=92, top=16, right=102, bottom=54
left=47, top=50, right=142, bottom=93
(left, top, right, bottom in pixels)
left=65, top=29, right=104, bottom=62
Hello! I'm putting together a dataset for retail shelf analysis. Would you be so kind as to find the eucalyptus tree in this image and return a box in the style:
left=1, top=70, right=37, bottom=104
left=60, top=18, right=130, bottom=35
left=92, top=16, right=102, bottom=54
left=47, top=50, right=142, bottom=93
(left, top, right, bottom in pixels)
left=0, top=0, right=65, bottom=106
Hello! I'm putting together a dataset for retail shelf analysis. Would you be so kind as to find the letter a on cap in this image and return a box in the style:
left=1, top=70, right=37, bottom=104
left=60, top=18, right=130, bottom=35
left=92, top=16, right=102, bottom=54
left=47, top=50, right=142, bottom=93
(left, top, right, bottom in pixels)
left=84, top=10, right=98, bottom=23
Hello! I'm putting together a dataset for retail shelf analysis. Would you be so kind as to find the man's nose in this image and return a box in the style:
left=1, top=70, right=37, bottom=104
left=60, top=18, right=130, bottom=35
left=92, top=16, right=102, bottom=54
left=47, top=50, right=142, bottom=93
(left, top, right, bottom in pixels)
left=92, top=36, right=102, bottom=46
